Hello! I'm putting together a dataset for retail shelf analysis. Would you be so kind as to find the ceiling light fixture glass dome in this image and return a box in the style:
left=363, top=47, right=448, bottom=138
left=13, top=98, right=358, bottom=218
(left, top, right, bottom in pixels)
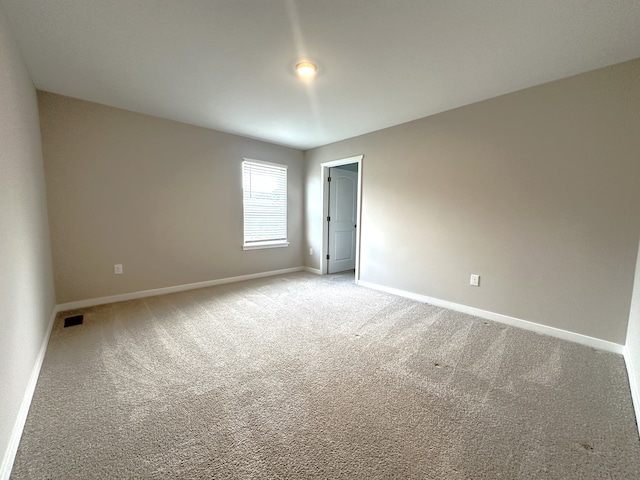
left=295, top=62, right=317, bottom=77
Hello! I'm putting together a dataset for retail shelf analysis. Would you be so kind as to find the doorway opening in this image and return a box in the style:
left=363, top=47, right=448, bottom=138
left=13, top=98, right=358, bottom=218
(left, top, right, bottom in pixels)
left=320, top=155, right=363, bottom=282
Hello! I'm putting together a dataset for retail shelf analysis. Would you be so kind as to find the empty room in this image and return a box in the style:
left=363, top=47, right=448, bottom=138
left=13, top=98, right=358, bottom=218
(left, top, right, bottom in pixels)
left=2, top=1, right=640, bottom=478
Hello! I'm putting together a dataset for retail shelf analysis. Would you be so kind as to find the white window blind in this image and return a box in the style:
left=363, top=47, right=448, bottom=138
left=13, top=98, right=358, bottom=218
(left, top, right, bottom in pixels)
left=242, top=159, right=288, bottom=249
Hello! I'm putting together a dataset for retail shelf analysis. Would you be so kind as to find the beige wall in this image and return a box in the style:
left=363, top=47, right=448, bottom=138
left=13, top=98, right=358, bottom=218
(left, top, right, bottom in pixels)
left=39, top=92, right=304, bottom=303
left=305, top=59, right=640, bottom=344
left=0, top=4, right=55, bottom=471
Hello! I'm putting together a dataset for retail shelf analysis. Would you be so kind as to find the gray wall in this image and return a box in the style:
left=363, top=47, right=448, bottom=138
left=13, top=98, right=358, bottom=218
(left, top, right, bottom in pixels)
left=39, top=92, right=304, bottom=304
left=626, top=240, right=640, bottom=416
left=305, top=59, right=640, bottom=344
left=0, top=4, right=55, bottom=470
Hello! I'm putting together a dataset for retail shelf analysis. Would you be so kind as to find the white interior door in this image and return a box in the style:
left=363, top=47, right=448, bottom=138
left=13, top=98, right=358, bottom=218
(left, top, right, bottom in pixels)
left=328, top=167, right=358, bottom=273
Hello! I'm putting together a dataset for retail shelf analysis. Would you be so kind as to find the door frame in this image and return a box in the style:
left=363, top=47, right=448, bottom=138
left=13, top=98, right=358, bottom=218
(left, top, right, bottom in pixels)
left=320, top=155, right=364, bottom=281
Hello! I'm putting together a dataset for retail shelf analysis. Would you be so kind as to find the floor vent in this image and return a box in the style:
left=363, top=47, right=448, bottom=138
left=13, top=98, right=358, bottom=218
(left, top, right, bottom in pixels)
left=64, top=315, right=84, bottom=328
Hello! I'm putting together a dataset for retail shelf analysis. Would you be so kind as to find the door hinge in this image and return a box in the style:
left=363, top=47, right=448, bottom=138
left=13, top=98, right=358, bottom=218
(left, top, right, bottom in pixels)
left=326, top=254, right=330, bottom=260
left=327, top=176, right=332, bottom=182
left=327, top=216, right=331, bottom=222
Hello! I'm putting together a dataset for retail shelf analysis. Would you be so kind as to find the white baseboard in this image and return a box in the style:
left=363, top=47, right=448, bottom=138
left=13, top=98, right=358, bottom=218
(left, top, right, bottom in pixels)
left=0, top=306, right=58, bottom=480
left=358, top=280, right=624, bottom=355
left=303, top=266, right=322, bottom=275
left=56, top=267, right=306, bottom=312
left=623, top=347, right=640, bottom=437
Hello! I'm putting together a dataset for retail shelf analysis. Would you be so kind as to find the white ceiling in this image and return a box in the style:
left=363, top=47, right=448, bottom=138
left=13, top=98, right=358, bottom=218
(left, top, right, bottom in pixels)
left=3, top=1, right=640, bottom=150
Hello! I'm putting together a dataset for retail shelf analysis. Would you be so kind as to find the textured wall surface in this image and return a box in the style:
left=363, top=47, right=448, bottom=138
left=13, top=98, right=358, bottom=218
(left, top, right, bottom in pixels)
left=305, top=59, right=640, bottom=344
left=626, top=240, right=640, bottom=420
left=39, top=92, right=304, bottom=303
left=0, top=3, right=55, bottom=474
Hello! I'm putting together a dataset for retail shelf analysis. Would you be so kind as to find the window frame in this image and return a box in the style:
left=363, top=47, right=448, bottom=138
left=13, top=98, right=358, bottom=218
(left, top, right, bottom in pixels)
left=242, top=158, right=289, bottom=250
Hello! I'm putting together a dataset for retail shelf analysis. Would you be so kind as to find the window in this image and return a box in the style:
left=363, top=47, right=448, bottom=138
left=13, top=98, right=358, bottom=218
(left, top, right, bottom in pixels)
left=242, top=159, right=288, bottom=250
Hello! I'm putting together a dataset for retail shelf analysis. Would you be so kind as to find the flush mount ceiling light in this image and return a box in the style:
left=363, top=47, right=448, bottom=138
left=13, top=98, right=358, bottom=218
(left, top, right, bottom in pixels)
left=295, top=61, right=317, bottom=77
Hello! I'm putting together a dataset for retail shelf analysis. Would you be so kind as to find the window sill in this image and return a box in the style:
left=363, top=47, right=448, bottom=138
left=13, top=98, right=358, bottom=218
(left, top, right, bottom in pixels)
left=243, top=241, right=290, bottom=251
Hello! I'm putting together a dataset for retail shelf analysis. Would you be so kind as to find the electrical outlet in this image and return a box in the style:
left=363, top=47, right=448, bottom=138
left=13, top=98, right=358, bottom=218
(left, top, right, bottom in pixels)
left=470, top=274, right=480, bottom=287
left=114, top=264, right=123, bottom=275
left=309, top=248, right=314, bottom=256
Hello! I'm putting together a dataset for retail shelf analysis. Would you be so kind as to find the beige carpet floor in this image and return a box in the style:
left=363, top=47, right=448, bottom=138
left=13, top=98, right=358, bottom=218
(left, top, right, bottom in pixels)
left=11, top=272, right=640, bottom=479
